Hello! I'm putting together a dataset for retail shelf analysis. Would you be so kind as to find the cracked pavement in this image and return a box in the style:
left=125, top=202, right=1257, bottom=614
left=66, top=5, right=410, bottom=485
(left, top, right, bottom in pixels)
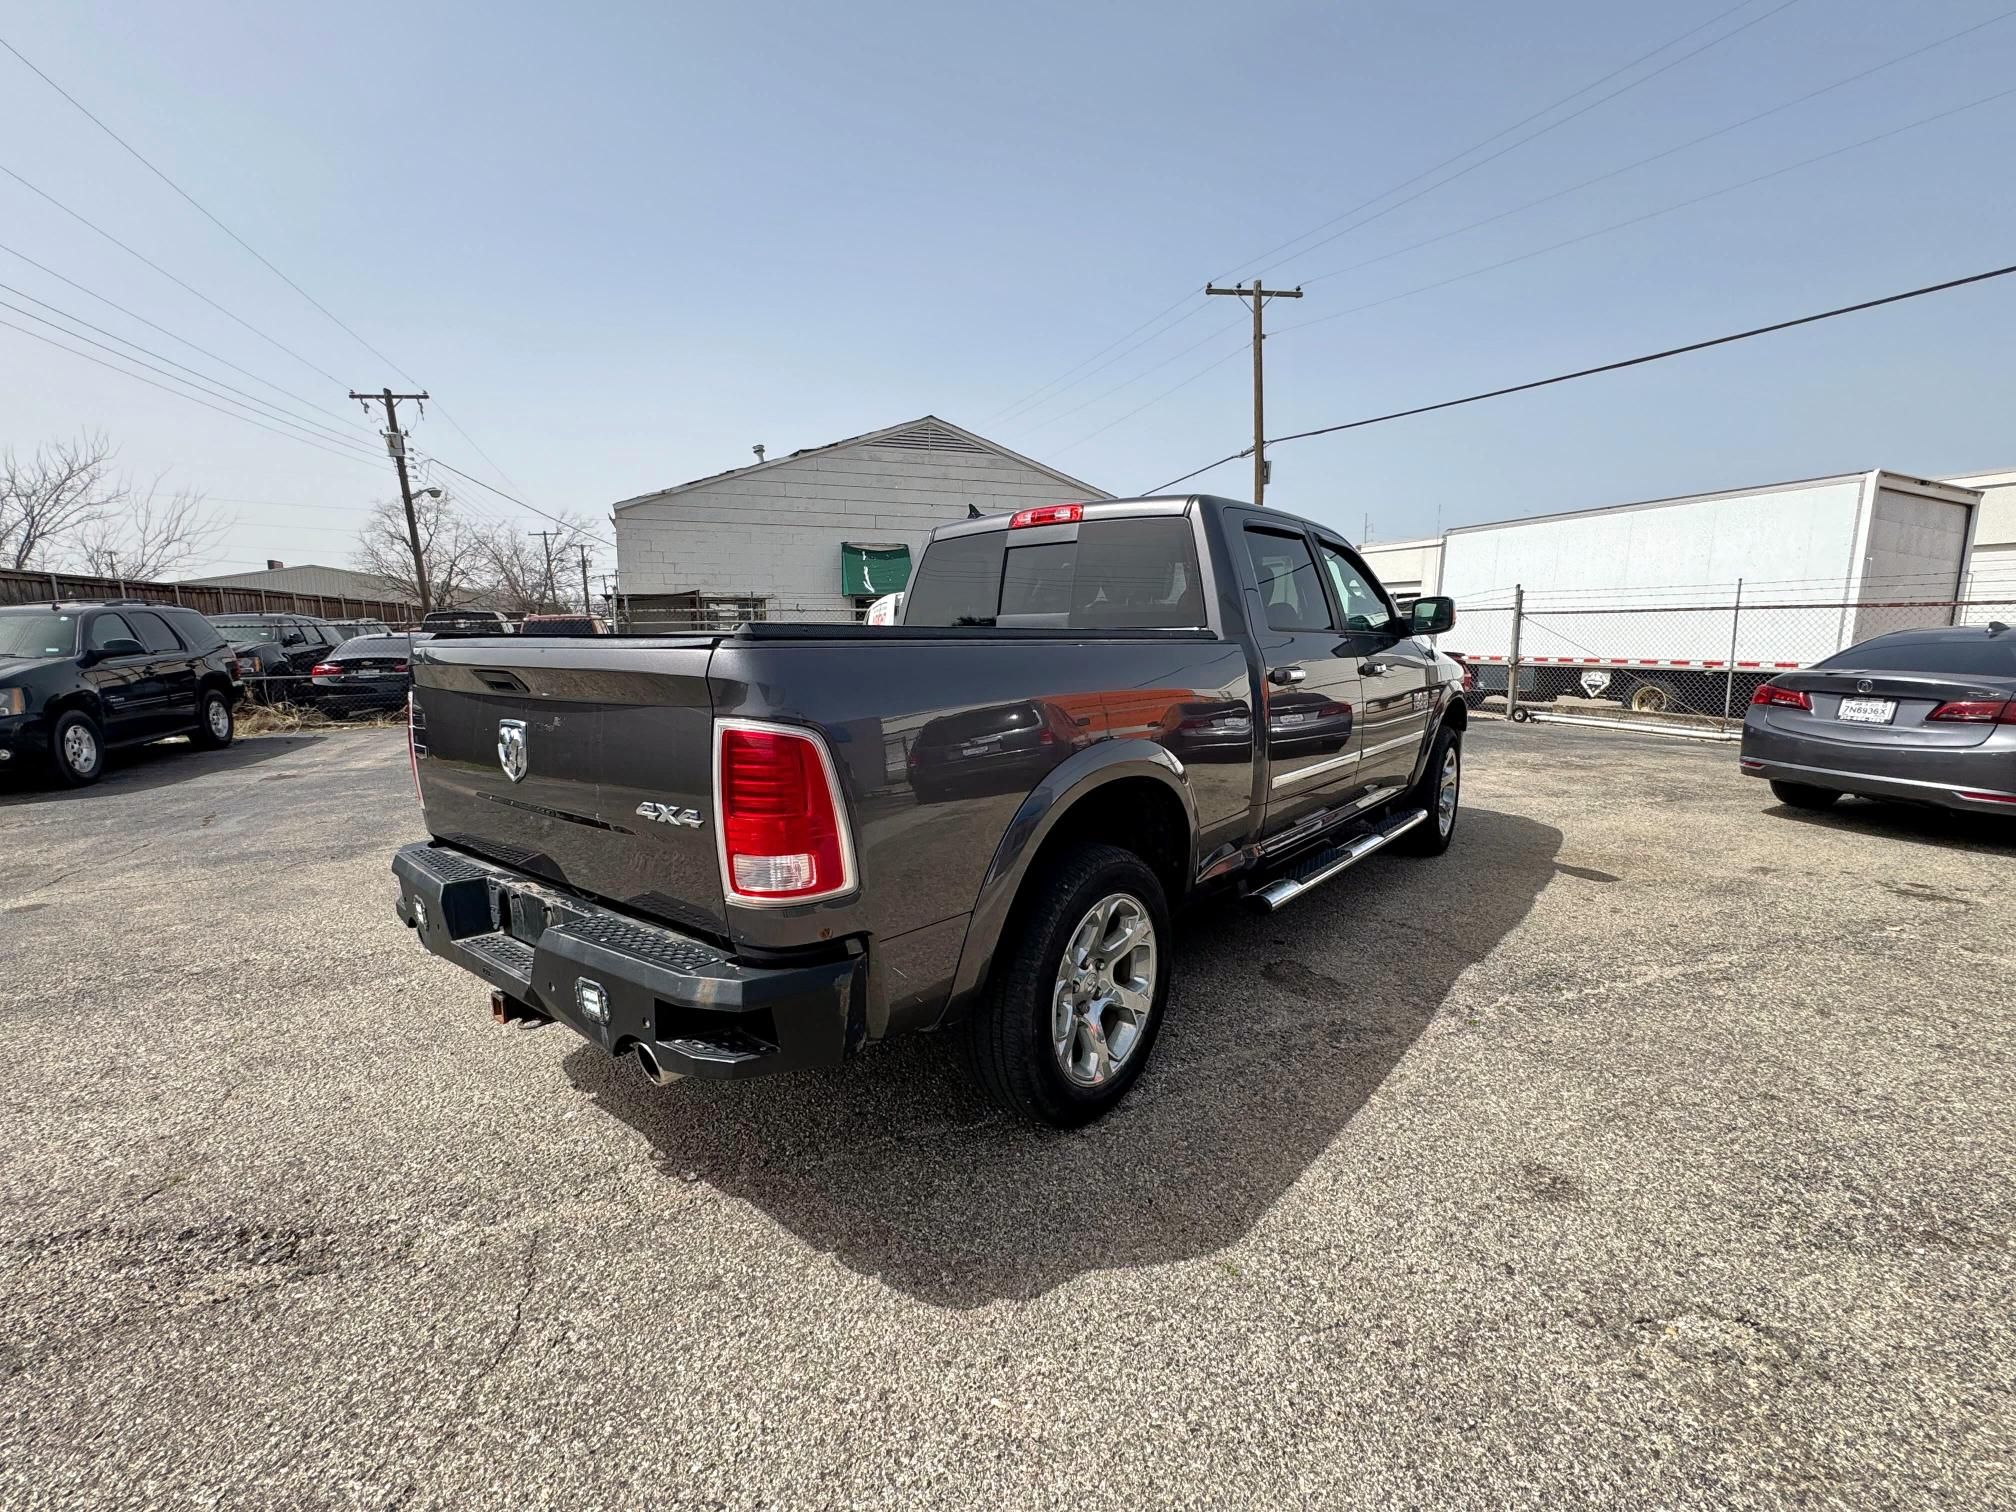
left=1, top=723, right=2011, bottom=1508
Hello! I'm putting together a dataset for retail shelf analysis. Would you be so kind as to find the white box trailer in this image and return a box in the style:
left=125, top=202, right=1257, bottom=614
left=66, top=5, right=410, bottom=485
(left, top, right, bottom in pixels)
left=1436, top=470, right=1984, bottom=711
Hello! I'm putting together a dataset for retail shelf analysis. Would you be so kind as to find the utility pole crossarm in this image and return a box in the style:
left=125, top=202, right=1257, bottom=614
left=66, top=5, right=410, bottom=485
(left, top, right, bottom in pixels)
left=1205, top=281, right=1302, bottom=507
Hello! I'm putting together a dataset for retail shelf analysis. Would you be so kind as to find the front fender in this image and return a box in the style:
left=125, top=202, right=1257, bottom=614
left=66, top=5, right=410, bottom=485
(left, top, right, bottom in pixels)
left=938, top=739, right=1195, bottom=1024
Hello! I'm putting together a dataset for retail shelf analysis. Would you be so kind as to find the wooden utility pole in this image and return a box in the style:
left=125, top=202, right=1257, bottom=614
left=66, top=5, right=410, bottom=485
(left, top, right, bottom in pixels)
left=529, top=529, right=559, bottom=611
left=1205, top=278, right=1302, bottom=506
left=350, top=388, right=432, bottom=612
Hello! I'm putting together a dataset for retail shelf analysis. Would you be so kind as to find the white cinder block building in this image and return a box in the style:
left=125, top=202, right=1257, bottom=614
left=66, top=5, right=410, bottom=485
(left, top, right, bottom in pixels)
left=612, top=416, right=1108, bottom=625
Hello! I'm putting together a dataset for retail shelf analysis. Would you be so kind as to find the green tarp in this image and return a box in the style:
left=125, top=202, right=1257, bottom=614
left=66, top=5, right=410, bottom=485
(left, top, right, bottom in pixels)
left=841, top=543, right=912, bottom=597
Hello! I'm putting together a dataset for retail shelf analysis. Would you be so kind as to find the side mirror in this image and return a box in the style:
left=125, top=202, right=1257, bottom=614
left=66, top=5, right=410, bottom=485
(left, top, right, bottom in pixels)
left=1408, top=596, right=1456, bottom=636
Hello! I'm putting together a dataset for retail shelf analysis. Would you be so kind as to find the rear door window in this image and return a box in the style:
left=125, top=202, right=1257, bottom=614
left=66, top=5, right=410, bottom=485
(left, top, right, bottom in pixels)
left=85, top=613, right=140, bottom=651
left=905, top=516, right=1205, bottom=629
left=127, top=609, right=185, bottom=653
left=1242, top=529, right=1333, bottom=632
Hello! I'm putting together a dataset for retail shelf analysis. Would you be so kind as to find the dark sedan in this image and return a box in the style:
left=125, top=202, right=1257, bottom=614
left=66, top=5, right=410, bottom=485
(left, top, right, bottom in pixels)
left=308, top=634, right=421, bottom=716
left=1740, top=623, right=2016, bottom=815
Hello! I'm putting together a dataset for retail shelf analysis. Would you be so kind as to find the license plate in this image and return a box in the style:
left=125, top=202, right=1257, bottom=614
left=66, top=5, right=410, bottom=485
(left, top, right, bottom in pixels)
left=1837, top=697, right=1896, bottom=725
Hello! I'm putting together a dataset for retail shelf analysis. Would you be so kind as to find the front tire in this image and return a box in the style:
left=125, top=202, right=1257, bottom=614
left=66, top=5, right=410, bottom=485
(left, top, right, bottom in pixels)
left=1770, top=779, right=1839, bottom=811
left=193, top=688, right=234, bottom=749
left=1398, top=723, right=1461, bottom=855
left=964, top=842, right=1171, bottom=1127
left=51, top=709, right=104, bottom=787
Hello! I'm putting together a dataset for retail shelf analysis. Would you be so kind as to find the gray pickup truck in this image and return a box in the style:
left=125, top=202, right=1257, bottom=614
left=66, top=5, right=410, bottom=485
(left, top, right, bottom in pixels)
left=392, top=495, right=1465, bottom=1125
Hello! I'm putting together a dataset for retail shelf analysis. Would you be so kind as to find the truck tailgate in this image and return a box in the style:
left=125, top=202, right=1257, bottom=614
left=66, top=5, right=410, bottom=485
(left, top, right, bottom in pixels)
left=412, top=638, right=728, bottom=937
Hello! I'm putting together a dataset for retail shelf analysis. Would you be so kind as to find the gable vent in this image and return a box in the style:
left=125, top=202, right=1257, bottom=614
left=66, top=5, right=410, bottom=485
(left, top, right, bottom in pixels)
left=870, top=421, right=987, bottom=455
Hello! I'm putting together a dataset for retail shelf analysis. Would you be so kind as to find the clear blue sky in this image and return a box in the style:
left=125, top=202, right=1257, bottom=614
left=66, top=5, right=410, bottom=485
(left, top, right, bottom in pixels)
left=2, top=0, right=2013, bottom=578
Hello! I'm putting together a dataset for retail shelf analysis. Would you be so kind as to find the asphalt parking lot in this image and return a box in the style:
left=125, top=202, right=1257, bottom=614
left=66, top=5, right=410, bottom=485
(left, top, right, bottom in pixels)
left=2, top=722, right=2010, bottom=1509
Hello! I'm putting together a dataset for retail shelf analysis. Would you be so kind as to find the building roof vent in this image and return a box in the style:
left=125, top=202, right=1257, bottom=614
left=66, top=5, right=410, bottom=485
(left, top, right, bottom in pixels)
left=870, top=420, right=987, bottom=455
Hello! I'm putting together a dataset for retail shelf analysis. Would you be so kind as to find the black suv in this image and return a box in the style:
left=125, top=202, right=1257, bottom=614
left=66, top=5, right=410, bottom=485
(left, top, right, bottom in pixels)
left=209, top=613, right=347, bottom=701
left=0, top=601, right=240, bottom=785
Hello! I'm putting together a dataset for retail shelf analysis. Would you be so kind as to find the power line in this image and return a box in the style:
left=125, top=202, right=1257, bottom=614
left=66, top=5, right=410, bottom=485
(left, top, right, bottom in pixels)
left=1015, top=316, right=1250, bottom=435
left=1142, top=259, right=2016, bottom=492
left=0, top=37, right=537, bottom=511
left=412, top=454, right=615, bottom=547
left=1299, top=8, right=2016, bottom=289
left=0, top=160, right=349, bottom=386
left=0, top=315, right=383, bottom=468
left=985, top=299, right=1208, bottom=426
left=1275, top=84, right=2016, bottom=339
left=981, top=0, right=1788, bottom=444
left=0, top=287, right=383, bottom=453
left=1051, top=341, right=1252, bottom=458
left=0, top=240, right=373, bottom=432
left=1256, top=0, right=1807, bottom=281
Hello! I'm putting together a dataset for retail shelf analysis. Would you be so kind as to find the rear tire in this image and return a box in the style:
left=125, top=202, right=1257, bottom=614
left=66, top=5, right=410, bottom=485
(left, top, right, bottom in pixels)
left=192, top=688, right=234, bottom=749
left=1770, top=779, right=1839, bottom=811
left=964, top=842, right=1171, bottom=1128
left=1398, top=723, right=1461, bottom=855
left=51, top=709, right=104, bottom=787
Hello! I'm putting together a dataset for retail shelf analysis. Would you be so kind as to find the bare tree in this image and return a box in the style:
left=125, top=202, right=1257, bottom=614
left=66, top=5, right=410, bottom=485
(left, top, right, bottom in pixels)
left=72, top=477, right=229, bottom=581
left=354, top=494, right=484, bottom=608
left=0, top=432, right=125, bottom=569
left=469, top=515, right=599, bottom=615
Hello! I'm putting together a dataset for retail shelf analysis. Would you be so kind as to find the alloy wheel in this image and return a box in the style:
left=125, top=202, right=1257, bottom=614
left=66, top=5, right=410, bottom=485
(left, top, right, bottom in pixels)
left=1050, top=893, right=1156, bottom=1087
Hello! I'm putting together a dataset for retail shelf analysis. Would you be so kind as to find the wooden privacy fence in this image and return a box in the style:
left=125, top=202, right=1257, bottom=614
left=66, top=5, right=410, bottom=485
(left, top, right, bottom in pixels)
left=0, top=566, right=416, bottom=624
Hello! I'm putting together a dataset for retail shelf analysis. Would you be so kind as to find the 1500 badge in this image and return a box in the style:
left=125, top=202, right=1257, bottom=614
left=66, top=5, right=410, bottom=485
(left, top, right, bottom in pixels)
left=636, top=802, right=704, bottom=828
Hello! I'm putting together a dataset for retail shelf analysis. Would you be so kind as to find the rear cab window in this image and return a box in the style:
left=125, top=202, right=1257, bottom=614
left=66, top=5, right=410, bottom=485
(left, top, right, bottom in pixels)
left=905, top=514, right=1206, bottom=630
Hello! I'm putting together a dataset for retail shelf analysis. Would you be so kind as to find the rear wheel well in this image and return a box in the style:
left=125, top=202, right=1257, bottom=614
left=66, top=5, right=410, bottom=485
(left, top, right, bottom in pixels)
left=1021, top=776, right=1189, bottom=908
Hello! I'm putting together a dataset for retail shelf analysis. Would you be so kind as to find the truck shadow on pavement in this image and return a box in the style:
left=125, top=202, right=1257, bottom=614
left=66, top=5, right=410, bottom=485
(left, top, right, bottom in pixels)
left=564, top=805, right=1563, bottom=1309
left=0, top=733, right=316, bottom=804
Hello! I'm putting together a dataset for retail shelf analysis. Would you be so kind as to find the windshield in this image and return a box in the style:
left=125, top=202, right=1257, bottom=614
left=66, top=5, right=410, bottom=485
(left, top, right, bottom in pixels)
left=0, top=611, right=80, bottom=658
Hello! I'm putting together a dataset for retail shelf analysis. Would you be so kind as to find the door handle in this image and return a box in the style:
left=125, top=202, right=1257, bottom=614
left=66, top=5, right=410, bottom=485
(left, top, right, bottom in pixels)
left=1268, top=665, right=1306, bottom=686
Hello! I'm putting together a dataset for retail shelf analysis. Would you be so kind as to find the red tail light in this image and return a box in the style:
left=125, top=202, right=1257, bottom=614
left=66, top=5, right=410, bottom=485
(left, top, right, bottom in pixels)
left=1927, top=699, right=2016, bottom=723
left=1750, top=684, right=1810, bottom=710
left=310, top=662, right=341, bottom=677
left=715, top=721, right=854, bottom=904
left=1009, top=503, right=1083, bottom=529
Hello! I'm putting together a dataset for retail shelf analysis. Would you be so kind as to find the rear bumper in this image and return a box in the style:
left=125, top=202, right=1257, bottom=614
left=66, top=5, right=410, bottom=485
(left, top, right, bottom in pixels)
left=1740, top=717, right=2016, bottom=812
left=391, top=841, right=867, bottom=1080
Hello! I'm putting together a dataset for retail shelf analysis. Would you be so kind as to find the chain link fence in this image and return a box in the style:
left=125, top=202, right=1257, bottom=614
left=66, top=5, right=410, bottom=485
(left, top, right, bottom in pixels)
left=1448, top=582, right=2016, bottom=738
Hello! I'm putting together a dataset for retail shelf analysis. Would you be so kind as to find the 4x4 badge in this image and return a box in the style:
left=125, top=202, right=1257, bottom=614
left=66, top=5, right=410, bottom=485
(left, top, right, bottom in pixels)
left=497, top=719, right=529, bottom=783
left=636, top=801, right=703, bottom=828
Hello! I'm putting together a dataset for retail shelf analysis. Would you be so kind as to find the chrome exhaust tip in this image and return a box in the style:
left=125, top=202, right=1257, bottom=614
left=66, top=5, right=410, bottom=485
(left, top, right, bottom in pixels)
left=634, top=1045, right=678, bottom=1086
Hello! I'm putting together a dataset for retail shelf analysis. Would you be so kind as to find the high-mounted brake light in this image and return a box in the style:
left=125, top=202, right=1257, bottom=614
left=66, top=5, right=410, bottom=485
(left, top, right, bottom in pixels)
left=715, top=720, right=855, bottom=905
left=1749, top=684, right=1810, bottom=710
left=1009, top=503, right=1084, bottom=529
left=1927, top=698, right=2016, bottom=723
